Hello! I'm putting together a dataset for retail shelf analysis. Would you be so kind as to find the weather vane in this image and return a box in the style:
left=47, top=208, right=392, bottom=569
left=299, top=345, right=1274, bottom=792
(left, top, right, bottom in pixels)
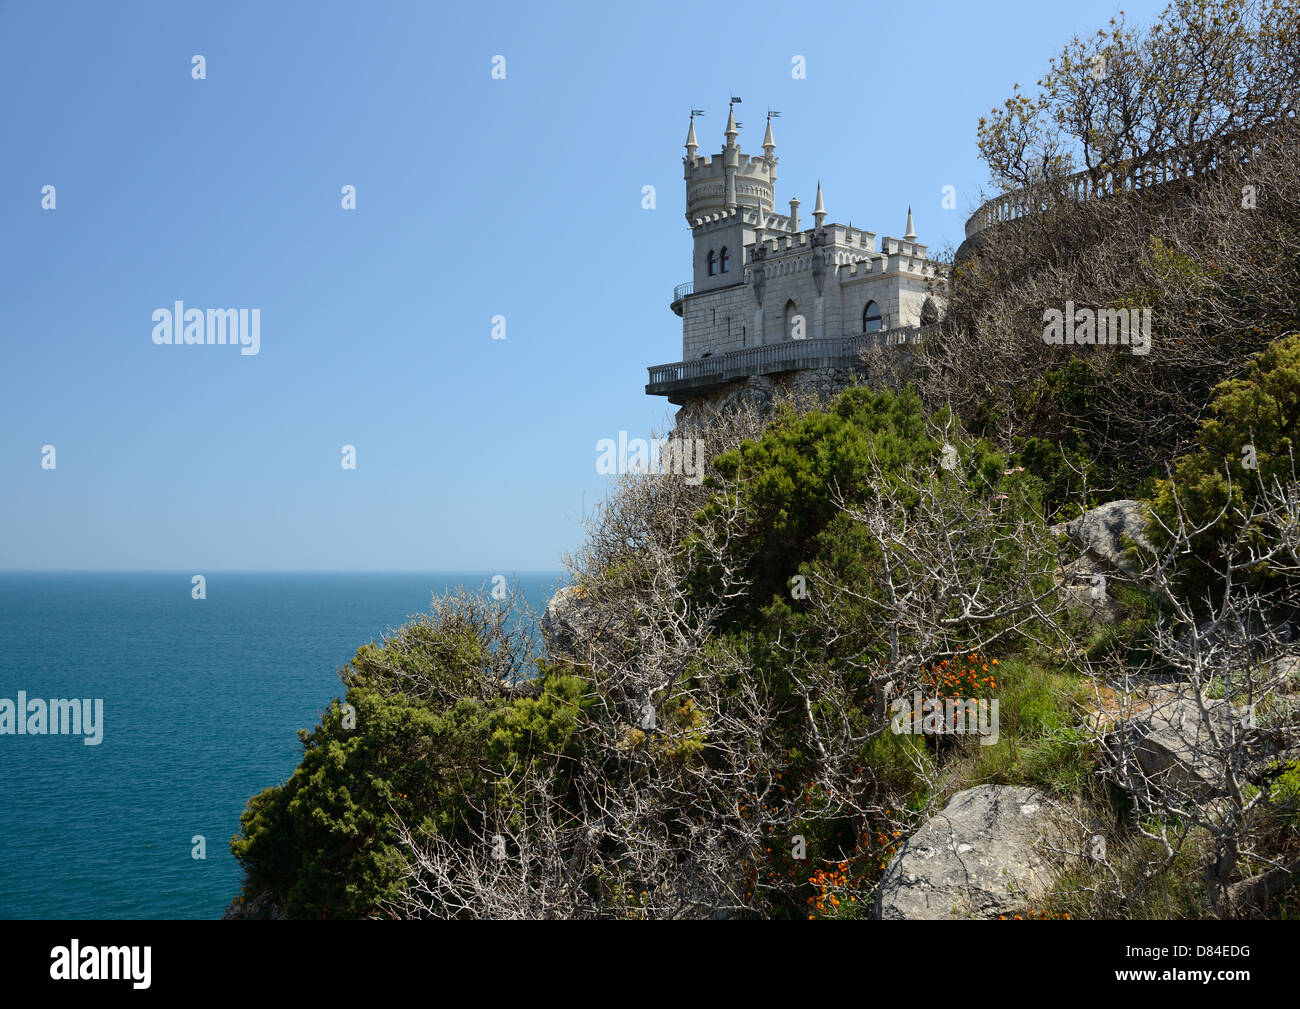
left=730, top=95, right=743, bottom=129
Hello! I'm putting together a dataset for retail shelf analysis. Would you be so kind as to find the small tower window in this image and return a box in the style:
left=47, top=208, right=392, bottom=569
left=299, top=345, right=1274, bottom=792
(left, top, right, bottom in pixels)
left=706, top=250, right=716, bottom=277
left=862, top=300, right=882, bottom=333
left=784, top=299, right=800, bottom=340
left=719, top=247, right=730, bottom=273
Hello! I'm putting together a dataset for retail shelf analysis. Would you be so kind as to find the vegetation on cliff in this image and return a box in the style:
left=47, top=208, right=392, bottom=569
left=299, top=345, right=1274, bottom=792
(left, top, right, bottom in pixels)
left=229, top=0, right=1300, bottom=920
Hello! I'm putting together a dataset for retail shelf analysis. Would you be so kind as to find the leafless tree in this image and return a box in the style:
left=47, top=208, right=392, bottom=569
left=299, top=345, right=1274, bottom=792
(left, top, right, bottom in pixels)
left=1085, top=472, right=1300, bottom=917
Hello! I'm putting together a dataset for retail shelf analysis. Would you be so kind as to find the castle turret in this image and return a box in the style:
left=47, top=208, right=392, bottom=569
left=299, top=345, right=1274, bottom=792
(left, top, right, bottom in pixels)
left=723, top=103, right=739, bottom=209
left=903, top=205, right=917, bottom=241
left=682, top=101, right=778, bottom=230
left=813, top=181, right=827, bottom=232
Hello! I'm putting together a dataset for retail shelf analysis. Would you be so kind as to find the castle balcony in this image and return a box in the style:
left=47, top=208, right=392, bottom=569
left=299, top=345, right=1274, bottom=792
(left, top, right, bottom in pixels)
left=670, top=281, right=693, bottom=317
left=646, top=324, right=938, bottom=401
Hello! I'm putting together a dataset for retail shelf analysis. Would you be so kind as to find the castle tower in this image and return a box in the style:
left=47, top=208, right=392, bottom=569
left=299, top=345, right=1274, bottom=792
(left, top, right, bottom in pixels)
left=682, top=103, right=781, bottom=299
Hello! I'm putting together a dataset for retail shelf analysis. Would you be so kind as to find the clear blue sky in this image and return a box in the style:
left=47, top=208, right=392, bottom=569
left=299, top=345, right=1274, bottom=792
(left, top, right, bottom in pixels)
left=0, top=0, right=1168, bottom=571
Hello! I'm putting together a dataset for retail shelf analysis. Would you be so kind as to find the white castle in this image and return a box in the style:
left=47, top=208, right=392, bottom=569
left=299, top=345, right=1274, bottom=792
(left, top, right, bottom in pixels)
left=648, top=102, right=945, bottom=413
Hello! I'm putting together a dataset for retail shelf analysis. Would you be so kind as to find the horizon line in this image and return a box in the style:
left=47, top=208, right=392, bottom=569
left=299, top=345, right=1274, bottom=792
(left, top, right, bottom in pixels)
left=0, top=569, right=569, bottom=575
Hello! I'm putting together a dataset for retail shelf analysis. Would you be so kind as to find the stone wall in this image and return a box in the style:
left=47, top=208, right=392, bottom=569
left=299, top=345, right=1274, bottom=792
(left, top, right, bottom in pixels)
left=682, top=283, right=753, bottom=358
left=671, top=362, right=896, bottom=432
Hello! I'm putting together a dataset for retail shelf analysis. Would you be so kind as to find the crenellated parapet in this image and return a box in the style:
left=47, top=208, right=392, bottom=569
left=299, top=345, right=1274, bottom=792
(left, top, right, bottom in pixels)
left=683, top=103, right=778, bottom=226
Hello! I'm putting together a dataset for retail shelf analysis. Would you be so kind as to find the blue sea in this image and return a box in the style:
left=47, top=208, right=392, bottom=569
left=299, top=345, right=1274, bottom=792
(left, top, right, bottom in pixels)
left=0, top=572, right=564, bottom=920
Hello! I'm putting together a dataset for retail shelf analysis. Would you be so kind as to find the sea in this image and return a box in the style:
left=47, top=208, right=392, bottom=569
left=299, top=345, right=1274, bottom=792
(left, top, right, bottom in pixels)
left=0, top=571, right=565, bottom=920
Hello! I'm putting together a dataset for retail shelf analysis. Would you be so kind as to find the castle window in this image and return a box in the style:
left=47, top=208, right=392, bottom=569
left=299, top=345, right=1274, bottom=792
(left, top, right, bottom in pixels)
left=706, top=250, right=716, bottom=276
left=719, top=247, right=730, bottom=273
left=784, top=300, right=800, bottom=340
left=862, top=300, right=882, bottom=333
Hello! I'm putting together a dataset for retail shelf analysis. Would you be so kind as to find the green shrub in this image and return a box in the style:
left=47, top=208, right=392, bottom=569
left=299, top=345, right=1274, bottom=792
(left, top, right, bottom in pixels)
left=1147, top=332, right=1300, bottom=605
left=230, top=614, right=590, bottom=919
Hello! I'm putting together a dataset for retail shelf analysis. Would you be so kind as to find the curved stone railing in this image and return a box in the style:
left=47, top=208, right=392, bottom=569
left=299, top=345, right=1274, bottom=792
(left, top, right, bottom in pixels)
left=963, top=130, right=1272, bottom=240
left=646, top=324, right=937, bottom=397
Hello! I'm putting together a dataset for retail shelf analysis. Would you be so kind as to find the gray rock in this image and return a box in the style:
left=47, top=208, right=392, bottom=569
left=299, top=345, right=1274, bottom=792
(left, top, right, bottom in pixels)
left=1050, top=499, right=1156, bottom=622
left=1121, top=685, right=1238, bottom=798
left=1271, top=653, right=1300, bottom=693
left=1052, top=499, right=1152, bottom=575
left=1056, top=554, right=1128, bottom=623
left=539, top=585, right=589, bottom=662
left=875, top=785, right=1065, bottom=920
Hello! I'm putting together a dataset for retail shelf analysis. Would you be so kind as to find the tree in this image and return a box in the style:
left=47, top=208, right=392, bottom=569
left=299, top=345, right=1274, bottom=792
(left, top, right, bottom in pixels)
left=1093, top=473, right=1300, bottom=918
left=923, top=1, right=1300, bottom=501
left=977, top=0, right=1300, bottom=192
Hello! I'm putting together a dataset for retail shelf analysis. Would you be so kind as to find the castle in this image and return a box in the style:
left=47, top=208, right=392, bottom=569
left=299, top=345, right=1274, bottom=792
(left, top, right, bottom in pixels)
left=647, top=103, right=945, bottom=418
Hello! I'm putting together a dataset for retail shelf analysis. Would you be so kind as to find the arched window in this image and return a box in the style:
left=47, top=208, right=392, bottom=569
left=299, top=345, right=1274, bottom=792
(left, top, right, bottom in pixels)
left=706, top=250, right=716, bottom=276
left=784, top=300, right=801, bottom=340
left=719, top=246, right=730, bottom=273
left=862, top=300, right=882, bottom=333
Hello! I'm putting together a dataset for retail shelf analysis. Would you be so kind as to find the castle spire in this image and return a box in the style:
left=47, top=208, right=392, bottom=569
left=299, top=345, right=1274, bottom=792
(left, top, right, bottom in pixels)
left=813, top=180, right=826, bottom=232
left=903, top=205, right=917, bottom=241
left=762, top=113, right=776, bottom=158
left=685, top=113, right=699, bottom=160
left=725, top=102, right=738, bottom=147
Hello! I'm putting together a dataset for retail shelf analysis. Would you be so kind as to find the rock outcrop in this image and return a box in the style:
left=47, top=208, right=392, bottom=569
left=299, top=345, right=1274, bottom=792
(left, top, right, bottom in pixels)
left=1110, top=682, right=1294, bottom=799
left=539, top=585, right=589, bottom=662
left=1119, top=684, right=1238, bottom=798
left=1052, top=499, right=1153, bottom=574
left=1051, top=499, right=1154, bottom=622
left=875, top=785, right=1066, bottom=920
